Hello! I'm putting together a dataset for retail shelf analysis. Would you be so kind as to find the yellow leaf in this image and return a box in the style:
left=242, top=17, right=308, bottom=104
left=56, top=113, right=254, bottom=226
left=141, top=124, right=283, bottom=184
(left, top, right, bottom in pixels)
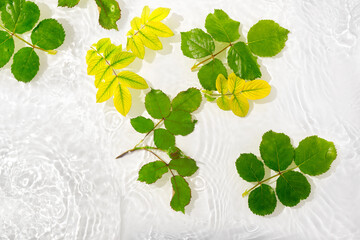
left=117, top=71, right=148, bottom=89
left=230, top=94, right=249, bottom=117
left=109, top=51, right=136, bottom=69
left=130, top=17, right=142, bottom=31
left=241, top=80, right=271, bottom=100
left=113, top=83, right=132, bottom=116
left=148, top=7, right=170, bottom=22
left=86, top=49, right=97, bottom=65
left=137, top=28, right=162, bottom=50
left=141, top=6, right=150, bottom=24
left=96, top=38, right=111, bottom=53
left=216, top=74, right=228, bottom=94
left=87, top=55, right=106, bottom=75
left=127, top=36, right=145, bottom=59
left=228, top=73, right=245, bottom=94
left=145, top=21, right=174, bottom=38
left=217, top=96, right=231, bottom=110
left=96, top=75, right=117, bottom=103
left=103, top=42, right=117, bottom=59
left=94, top=65, right=113, bottom=88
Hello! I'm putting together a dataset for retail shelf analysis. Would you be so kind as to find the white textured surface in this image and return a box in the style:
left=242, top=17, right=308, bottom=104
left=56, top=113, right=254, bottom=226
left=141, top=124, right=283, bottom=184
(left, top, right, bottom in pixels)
left=1, top=0, right=360, bottom=239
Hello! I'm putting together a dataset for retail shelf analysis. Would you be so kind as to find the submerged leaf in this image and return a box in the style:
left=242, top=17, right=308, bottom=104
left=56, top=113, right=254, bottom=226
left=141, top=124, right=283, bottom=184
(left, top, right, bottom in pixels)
left=205, top=9, right=240, bottom=43
left=169, top=158, right=198, bottom=177
left=247, top=20, right=289, bottom=57
left=294, top=136, right=337, bottom=176
left=276, top=171, right=311, bottom=207
left=138, top=161, right=168, bottom=184
left=31, top=19, right=66, bottom=50
left=181, top=29, right=215, bottom=59
left=11, top=47, right=39, bottom=82
left=170, top=176, right=191, bottom=213
left=0, top=31, right=14, bottom=68
left=95, top=0, right=121, bottom=30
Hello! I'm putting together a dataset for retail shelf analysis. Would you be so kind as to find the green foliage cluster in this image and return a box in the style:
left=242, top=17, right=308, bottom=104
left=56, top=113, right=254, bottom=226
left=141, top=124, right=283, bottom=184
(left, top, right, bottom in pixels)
left=58, top=0, right=121, bottom=30
left=0, top=0, right=65, bottom=82
left=117, top=88, right=202, bottom=213
left=236, top=130, right=337, bottom=216
left=180, top=10, right=289, bottom=117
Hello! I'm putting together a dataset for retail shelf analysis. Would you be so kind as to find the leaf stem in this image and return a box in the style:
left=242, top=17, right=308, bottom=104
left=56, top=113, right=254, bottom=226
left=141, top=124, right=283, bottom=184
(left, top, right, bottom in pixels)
left=242, top=165, right=299, bottom=197
left=0, top=24, right=57, bottom=55
left=115, top=146, right=164, bottom=159
left=134, top=119, right=164, bottom=148
left=191, top=43, right=232, bottom=71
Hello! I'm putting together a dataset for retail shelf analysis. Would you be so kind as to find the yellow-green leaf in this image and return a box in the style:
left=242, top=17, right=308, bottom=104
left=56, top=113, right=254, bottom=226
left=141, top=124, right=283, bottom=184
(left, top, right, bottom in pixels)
left=109, top=51, right=136, bottom=69
left=117, top=71, right=148, bottom=89
left=87, top=54, right=106, bottom=75
left=216, top=74, right=228, bottom=94
left=137, top=29, right=162, bottom=50
left=217, top=96, right=231, bottom=110
left=145, top=21, right=174, bottom=38
left=96, top=38, right=111, bottom=53
left=94, top=65, right=113, bottom=88
left=241, top=80, right=271, bottom=100
left=230, top=94, right=249, bottom=117
left=96, top=75, right=117, bottom=103
left=228, top=73, right=245, bottom=94
left=127, top=35, right=145, bottom=59
left=148, top=7, right=170, bottom=22
left=141, top=6, right=150, bottom=24
left=113, top=83, right=132, bottom=116
left=130, top=17, right=142, bottom=31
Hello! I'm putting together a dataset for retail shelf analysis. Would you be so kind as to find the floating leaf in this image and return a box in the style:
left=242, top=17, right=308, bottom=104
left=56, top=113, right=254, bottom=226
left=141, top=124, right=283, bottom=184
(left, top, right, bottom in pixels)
left=169, top=158, right=198, bottom=177
left=248, top=184, right=277, bottom=216
left=227, top=42, right=261, bottom=80
left=172, top=88, right=202, bottom=113
left=236, top=153, right=265, bottom=182
left=181, top=29, right=215, bottom=59
left=294, top=136, right=337, bottom=176
left=11, top=47, right=39, bottom=83
left=145, top=89, right=171, bottom=119
left=247, top=20, right=290, bottom=57
left=154, top=128, right=175, bottom=150
left=164, top=110, right=196, bottom=136
left=205, top=9, right=240, bottom=43
left=95, top=0, right=121, bottom=30
left=130, top=116, right=154, bottom=133
left=260, top=130, right=294, bottom=171
left=138, top=161, right=168, bottom=184
left=31, top=19, right=66, bottom=50
left=126, top=6, right=173, bottom=59
left=170, top=176, right=191, bottom=213
left=0, top=31, right=14, bottom=68
left=1, top=0, right=40, bottom=34
left=276, top=171, right=311, bottom=207
left=58, top=0, right=80, bottom=7
left=198, top=59, right=227, bottom=90
left=167, top=146, right=184, bottom=160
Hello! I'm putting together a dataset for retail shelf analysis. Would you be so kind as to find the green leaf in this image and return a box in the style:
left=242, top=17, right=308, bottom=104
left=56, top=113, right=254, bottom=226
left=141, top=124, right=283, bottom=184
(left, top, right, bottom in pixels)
left=153, top=128, right=175, bottom=150
left=259, top=130, right=294, bottom=171
left=138, top=161, right=168, bottom=184
left=0, top=31, right=14, bottom=68
left=95, top=0, right=121, bottom=30
left=167, top=146, right=184, bottom=160
left=205, top=9, right=240, bottom=43
left=130, top=116, right=154, bottom=133
left=172, top=88, right=202, bottom=113
left=276, top=171, right=311, bottom=207
left=247, top=20, right=289, bottom=57
left=11, top=47, right=39, bottom=82
left=227, top=41, right=261, bottom=80
left=235, top=153, right=265, bottom=182
left=248, top=184, right=277, bottom=216
left=169, top=158, right=198, bottom=177
left=181, top=28, right=215, bottom=59
left=164, top=110, right=195, bottom=136
left=58, top=0, right=80, bottom=7
left=170, top=176, right=191, bottom=213
left=0, top=0, right=40, bottom=34
left=294, top=136, right=337, bottom=176
left=31, top=19, right=65, bottom=50
left=198, top=59, right=228, bottom=90
left=145, top=89, right=171, bottom=119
